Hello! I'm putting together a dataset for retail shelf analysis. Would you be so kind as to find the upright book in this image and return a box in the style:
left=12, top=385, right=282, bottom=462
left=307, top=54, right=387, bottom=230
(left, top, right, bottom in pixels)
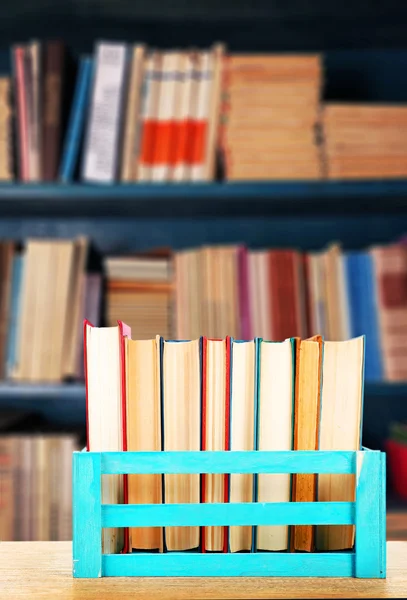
left=125, top=336, right=163, bottom=552
left=256, top=337, right=295, bottom=551
left=291, top=335, right=323, bottom=552
left=201, top=336, right=230, bottom=552
left=84, top=320, right=131, bottom=554
left=229, top=338, right=256, bottom=553
left=162, top=338, right=201, bottom=551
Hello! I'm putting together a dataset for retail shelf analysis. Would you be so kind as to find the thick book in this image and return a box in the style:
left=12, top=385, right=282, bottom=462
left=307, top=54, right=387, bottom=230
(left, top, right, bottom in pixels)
left=42, top=41, right=65, bottom=181
left=345, top=252, right=383, bottom=381
left=256, top=337, right=295, bottom=551
left=84, top=320, right=131, bottom=554
left=317, top=336, right=365, bottom=551
left=201, top=336, right=231, bottom=552
left=322, top=244, right=351, bottom=341
left=82, top=42, right=129, bottom=183
left=162, top=338, right=201, bottom=551
left=229, top=338, right=256, bottom=553
left=291, top=335, right=323, bottom=552
left=59, top=56, right=93, bottom=183
left=126, top=336, right=163, bottom=552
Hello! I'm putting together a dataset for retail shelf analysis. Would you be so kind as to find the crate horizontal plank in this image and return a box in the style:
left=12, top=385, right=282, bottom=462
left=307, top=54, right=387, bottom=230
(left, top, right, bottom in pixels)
left=102, top=552, right=354, bottom=578
left=100, top=450, right=356, bottom=474
left=101, top=501, right=355, bottom=528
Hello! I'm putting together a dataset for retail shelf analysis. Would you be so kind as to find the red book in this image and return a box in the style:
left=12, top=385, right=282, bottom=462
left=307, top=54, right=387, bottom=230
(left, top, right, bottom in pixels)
left=201, top=336, right=231, bottom=553
left=84, top=319, right=131, bottom=553
left=269, top=250, right=306, bottom=341
left=13, top=46, right=29, bottom=181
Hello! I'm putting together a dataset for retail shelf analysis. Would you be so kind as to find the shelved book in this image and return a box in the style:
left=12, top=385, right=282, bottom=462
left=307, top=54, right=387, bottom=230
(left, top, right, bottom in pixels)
left=84, top=324, right=365, bottom=554
left=0, top=433, right=79, bottom=541
left=3, top=39, right=407, bottom=182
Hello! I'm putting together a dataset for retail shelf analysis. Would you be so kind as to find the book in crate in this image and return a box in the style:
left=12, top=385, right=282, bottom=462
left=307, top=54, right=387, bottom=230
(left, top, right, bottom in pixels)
left=84, top=319, right=369, bottom=559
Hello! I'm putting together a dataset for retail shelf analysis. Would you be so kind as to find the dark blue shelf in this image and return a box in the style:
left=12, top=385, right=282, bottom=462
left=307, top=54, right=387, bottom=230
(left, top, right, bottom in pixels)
left=1, top=180, right=407, bottom=217
left=0, top=381, right=405, bottom=434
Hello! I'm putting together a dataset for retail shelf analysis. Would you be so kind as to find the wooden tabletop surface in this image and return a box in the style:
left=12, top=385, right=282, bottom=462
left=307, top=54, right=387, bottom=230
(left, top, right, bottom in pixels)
left=0, top=542, right=406, bottom=599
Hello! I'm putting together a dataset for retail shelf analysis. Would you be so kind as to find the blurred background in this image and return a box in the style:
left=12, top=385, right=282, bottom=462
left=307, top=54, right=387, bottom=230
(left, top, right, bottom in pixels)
left=0, top=0, right=407, bottom=544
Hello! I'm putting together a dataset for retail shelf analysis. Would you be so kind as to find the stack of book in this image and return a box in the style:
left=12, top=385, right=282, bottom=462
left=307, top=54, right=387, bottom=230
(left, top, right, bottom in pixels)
left=85, top=323, right=365, bottom=554
left=0, top=433, right=78, bottom=541
left=221, top=55, right=323, bottom=180
left=323, top=104, right=407, bottom=179
left=105, top=251, right=172, bottom=340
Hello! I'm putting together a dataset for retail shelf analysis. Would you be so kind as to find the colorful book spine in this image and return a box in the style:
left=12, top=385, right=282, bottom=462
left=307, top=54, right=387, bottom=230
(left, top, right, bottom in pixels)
left=5, top=254, right=24, bottom=378
left=59, top=57, right=93, bottom=183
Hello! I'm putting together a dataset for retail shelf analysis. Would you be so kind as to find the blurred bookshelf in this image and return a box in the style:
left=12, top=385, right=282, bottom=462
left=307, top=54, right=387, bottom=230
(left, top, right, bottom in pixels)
left=0, top=181, right=407, bottom=216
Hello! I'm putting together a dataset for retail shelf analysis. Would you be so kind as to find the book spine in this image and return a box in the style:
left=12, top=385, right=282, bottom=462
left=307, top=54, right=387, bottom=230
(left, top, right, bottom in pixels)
left=29, top=41, right=41, bottom=181
left=59, top=57, right=93, bottom=183
left=137, top=52, right=161, bottom=182
left=190, top=51, right=212, bottom=181
left=150, top=52, right=179, bottom=182
left=204, top=43, right=225, bottom=180
left=0, top=78, right=13, bottom=181
left=42, top=41, right=65, bottom=181
left=82, top=42, right=128, bottom=184
left=120, top=44, right=145, bottom=182
left=13, top=46, right=29, bottom=181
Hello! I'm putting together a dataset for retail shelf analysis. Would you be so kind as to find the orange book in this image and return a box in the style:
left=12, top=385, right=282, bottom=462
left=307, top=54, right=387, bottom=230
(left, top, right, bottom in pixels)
left=291, top=335, right=323, bottom=552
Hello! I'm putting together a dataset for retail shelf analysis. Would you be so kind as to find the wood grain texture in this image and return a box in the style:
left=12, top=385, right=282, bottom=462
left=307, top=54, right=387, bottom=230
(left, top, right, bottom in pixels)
left=98, top=450, right=356, bottom=475
left=101, top=501, right=355, bottom=528
left=356, top=451, right=386, bottom=578
left=0, top=542, right=406, bottom=599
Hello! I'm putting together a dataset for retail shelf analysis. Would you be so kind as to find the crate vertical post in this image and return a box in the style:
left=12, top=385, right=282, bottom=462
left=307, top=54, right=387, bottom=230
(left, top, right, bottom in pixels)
left=72, top=452, right=102, bottom=578
left=355, top=451, right=386, bottom=579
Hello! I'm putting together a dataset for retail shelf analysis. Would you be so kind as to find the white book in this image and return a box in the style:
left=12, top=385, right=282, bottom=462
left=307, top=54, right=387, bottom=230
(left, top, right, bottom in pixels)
left=190, top=51, right=213, bottom=181
left=137, top=52, right=162, bottom=182
left=229, top=339, right=255, bottom=553
left=82, top=42, right=128, bottom=183
left=256, top=338, right=294, bottom=551
left=172, top=53, right=194, bottom=182
left=184, top=53, right=201, bottom=181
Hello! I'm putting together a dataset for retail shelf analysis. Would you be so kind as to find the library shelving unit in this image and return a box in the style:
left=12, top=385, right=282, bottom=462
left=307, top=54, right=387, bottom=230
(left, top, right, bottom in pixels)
left=2, top=48, right=407, bottom=449
left=1, top=180, right=407, bottom=449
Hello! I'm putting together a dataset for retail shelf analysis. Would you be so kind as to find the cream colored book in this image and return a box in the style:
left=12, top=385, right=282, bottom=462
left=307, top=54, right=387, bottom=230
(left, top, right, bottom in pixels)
left=229, top=338, right=255, bottom=553
left=256, top=338, right=294, bottom=551
left=162, top=339, right=201, bottom=551
left=317, top=337, right=365, bottom=551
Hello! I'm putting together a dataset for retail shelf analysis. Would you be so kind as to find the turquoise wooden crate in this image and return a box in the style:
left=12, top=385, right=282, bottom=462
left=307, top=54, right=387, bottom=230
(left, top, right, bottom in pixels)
left=72, top=449, right=386, bottom=579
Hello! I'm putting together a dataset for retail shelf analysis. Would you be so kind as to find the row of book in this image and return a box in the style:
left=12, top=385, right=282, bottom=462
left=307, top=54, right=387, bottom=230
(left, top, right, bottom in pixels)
left=0, top=434, right=78, bottom=541
left=0, top=237, right=405, bottom=383
left=85, top=323, right=364, bottom=553
left=1, top=41, right=407, bottom=182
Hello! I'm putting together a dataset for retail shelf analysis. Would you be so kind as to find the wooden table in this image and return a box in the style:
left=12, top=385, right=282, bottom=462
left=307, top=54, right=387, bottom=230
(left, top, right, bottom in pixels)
left=0, top=542, right=406, bottom=599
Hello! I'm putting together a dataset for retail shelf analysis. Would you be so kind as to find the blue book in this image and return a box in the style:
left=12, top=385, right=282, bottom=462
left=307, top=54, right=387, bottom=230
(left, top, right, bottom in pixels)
left=345, top=252, right=383, bottom=381
left=59, top=57, right=93, bottom=183
left=5, top=254, right=24, bottom=378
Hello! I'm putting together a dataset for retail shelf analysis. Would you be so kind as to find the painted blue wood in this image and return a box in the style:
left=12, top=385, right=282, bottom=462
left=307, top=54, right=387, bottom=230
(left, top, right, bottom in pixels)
left=100, top=450, right=356, bottom=475
left=102, top=501, right=355, bottom=528
left=72, top=449, right=386, bottom=579
left=102, top=552, right=354, bottom=578
left=355, top=451, right=386, bottom=578
left=72, top=452, right=102, bottom=578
